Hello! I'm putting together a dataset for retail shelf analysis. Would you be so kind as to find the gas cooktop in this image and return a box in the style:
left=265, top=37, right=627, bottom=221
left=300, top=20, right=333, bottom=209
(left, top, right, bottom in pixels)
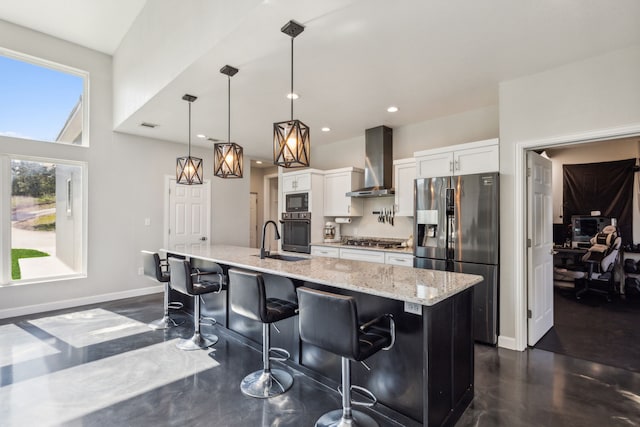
left=342, top=238, right=404, bottom=249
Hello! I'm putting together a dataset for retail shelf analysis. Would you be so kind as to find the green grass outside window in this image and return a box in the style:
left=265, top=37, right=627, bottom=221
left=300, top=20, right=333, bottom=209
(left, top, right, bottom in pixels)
left=11, top=248, right=50, bottom=280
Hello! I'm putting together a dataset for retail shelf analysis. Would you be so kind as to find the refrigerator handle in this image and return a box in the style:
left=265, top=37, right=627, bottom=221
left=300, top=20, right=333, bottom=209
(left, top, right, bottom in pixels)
left=445, top=187, right=455, bottom=215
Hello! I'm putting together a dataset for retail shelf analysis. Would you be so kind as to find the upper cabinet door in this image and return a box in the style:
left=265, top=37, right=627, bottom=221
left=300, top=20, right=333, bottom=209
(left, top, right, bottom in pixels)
left=282, top=172, right=311, bottom=193
left=416, top=152, right=454, bottom=178
left=323, top=169, right=363, bottom=217
left=414, top=138, right=499, bottom=178
left=393, top=158, right=416, bottom=216
left=454, top=144, right=499, bottom=175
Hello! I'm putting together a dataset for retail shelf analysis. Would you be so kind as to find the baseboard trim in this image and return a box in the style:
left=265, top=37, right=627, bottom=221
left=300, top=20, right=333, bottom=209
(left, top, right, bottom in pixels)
left=498, top=335, right=523, bottom=351
left=0, top=286, right=162, bottom=320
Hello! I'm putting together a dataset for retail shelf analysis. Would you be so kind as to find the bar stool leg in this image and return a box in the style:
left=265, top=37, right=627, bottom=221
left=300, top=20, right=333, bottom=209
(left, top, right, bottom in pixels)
left=148, top=283, right=184, bottom=330
left=316, top=357, right=378, bottom=427
left=176, top=295, right=218, bottom=350
left=240, top=323, right=293, bottom=398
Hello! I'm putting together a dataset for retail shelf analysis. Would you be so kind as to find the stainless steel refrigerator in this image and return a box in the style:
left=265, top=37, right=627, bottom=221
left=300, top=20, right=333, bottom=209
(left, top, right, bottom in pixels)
left=414, top=173, right=499, bottom=345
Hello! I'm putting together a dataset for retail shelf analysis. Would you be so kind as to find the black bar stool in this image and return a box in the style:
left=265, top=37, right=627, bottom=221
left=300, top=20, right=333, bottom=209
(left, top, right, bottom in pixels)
left=228, top=268, right=298, bottom=398
left=168, top=257, right=225, bottom=351
left=141, top=251, right=184, bottom=330
left=297, top=287, right=395, bottom=427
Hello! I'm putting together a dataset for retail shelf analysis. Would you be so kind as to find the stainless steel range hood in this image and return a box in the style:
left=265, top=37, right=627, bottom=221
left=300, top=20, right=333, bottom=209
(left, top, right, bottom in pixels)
left=346, top=126, right=394, bottom=198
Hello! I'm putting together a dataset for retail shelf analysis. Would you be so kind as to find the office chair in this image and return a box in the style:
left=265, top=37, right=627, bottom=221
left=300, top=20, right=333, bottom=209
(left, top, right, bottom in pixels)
left=568, top=225, right=622, bottom=301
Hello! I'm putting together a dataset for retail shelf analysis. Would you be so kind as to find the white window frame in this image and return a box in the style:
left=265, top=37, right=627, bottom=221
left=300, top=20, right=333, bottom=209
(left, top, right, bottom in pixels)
left=0, top=154, right=88, bottom=286
left=0, top=46, right=90, bottom=147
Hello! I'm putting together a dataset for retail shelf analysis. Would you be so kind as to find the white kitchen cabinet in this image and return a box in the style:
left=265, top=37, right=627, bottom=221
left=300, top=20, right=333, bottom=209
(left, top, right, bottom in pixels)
left=282, top=171, right=312, bottom=193
left=393, top=158, right=416, bottom=216
left=311, top=245, right=340, bottom=258
left=339, top=248, right=385, bottom=264
left=415, top=138, right=499, bottom=178
left=384, top=252, right=414, bottom=267
left=323, top=167, right=364, bottom=217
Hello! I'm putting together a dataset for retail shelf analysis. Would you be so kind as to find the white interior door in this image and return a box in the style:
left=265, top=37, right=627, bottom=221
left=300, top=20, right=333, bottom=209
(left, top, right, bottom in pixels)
left=249, top=192, right=258, bottom=248
left=527, top=151, right=554, bottom=346
left=166, top=178, right=210, bottom=249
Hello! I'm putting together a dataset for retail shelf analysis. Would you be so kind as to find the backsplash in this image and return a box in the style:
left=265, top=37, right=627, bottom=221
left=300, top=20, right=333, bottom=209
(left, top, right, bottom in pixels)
left=331, top=198, right=413, bottom=240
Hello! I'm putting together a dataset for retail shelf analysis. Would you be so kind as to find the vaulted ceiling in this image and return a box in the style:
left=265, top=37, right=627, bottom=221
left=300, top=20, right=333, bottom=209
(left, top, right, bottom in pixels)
left=1, top=0, right=639, bottom=161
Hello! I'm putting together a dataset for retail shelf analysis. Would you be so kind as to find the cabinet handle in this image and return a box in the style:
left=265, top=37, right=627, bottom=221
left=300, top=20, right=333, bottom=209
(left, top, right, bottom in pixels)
left=455, top=160, right=460, bottom=171
left=449, top=161, right=453, bottom=172
left=348, top=205, right=350, bottom=214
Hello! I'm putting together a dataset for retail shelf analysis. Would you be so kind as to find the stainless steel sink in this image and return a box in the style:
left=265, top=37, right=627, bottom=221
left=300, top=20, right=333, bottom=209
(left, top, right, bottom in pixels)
left=253, top=253, right=307, bottom=262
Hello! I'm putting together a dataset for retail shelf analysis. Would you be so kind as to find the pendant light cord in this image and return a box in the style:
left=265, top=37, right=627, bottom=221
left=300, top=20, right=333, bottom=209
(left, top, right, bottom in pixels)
left=290, top=36, right=294, bottom=121
left=188, top=101, right=192, bottom=157
left=228, top=75, right=231, bottom=143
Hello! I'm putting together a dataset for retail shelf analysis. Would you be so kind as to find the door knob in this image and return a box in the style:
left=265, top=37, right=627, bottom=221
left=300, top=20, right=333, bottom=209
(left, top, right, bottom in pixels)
left=200, top=237, right=207, bottom=241
left=550, top=248, right=558, bottom=255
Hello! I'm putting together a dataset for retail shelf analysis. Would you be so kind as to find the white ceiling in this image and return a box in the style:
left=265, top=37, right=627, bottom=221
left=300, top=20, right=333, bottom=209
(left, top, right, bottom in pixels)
left=1, top=0, right=639, bottom=162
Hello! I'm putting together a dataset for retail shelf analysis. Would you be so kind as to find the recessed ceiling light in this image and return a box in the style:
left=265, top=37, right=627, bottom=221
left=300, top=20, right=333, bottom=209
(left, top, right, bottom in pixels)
left=387, top=106, right=398, bottom=113
left=321, top=127, right=331, bottom=132
left=287, top=93, right=299, bottom=100
left=196, top=134, right=206, bottom=139
left=256, top=160, right=263, bottom=164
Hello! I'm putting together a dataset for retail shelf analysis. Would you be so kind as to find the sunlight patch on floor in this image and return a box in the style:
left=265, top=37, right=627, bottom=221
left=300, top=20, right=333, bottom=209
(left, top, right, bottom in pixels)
left=0, top=324, right=60, bottom=368
left=28, top=308, right=151, bottom=347
left=0, top=339, right=219, bottom=427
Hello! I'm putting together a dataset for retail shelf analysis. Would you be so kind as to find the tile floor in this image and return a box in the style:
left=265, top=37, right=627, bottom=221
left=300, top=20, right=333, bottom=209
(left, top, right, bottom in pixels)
left=1, top=294, right=639, bottom=427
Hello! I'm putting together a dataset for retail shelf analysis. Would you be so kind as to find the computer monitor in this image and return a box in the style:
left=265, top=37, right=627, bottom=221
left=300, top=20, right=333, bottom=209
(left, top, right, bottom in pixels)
left=571, top=215, right=611, bottom=248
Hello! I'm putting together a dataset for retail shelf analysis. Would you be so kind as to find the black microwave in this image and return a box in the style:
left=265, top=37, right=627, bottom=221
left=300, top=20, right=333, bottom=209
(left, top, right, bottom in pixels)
left=285, top=192, right=309, bottom=212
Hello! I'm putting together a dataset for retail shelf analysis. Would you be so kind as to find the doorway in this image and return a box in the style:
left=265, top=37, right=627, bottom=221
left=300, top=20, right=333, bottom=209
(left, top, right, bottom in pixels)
left=524, top=133, right=640, bottom=371
left=164, top=177, right=211, bottom=249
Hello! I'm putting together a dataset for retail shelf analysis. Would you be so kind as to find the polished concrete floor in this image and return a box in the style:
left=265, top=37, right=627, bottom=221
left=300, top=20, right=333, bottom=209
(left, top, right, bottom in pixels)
left=1, top=294, right=640, bottom=426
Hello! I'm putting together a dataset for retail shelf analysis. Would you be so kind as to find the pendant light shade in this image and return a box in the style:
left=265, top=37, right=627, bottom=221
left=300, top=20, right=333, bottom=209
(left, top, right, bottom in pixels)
left=176, top=94, right=203, bottom=185
left=215, top=65, right=243, bottom=178
left=273, top=20, right=310, bottom=168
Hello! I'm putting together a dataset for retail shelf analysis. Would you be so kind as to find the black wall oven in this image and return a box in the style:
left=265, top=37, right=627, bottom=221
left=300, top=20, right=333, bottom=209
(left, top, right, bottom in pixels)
left=285, top=192, right=309, bottom=212
left=280, top=212, right=311, bottom=253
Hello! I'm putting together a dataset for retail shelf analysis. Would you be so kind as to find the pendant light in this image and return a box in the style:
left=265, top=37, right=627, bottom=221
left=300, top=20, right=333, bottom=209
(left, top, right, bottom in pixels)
left=214, top=65, right=243, bottom=178
left=176, top=94, right=203, bottom=185
left=273, top=20, right=310, bottom=168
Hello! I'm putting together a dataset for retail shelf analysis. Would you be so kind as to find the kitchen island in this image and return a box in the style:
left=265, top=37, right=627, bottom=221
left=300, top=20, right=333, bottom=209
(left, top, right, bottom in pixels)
left=161, top=244, right=482, bottom=426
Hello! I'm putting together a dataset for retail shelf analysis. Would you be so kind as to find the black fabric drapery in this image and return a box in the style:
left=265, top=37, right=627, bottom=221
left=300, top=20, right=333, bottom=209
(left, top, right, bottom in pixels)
left=563, top=158, right=635, bottom=245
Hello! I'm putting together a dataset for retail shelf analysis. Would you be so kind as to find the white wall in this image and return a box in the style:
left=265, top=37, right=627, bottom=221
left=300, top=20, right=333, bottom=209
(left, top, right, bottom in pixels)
left=498, top=44, right=640, bottom=349
left=0, top=19, right=247, bottom=318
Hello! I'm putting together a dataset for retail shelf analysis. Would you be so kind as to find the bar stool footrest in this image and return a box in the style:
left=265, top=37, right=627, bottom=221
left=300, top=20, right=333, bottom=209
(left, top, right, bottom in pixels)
left=268, top=347, right=290, bottom=362
left=338, top=384, right=378, bottom=408
left=167, top=301, right=184, bottom=310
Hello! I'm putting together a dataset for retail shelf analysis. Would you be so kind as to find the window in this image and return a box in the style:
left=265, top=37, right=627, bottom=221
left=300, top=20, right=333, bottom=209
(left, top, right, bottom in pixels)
left=0, top=49, right=88, bottom=146
left=4, top=157, right=86, bottom=283
left=0, top=48, right=88, bottom=284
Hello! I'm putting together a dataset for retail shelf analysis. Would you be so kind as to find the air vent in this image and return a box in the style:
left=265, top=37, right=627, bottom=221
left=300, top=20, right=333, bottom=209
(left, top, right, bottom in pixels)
left=140, top=122, right=158, bottom=128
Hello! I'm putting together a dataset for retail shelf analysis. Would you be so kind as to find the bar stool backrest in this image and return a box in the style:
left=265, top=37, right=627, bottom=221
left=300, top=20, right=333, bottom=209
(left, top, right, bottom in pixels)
left=168, top=258, right=194, bottom=295
left=229, top=269, right=267, bottom=322
left=142, top=251, right=168, bottom=283
left=297, top=287, right=359, bottom=360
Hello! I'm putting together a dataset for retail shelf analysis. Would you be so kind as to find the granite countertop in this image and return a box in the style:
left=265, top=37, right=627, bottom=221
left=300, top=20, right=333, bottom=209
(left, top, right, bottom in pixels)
left=161, top=245, right=481, bottom=306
